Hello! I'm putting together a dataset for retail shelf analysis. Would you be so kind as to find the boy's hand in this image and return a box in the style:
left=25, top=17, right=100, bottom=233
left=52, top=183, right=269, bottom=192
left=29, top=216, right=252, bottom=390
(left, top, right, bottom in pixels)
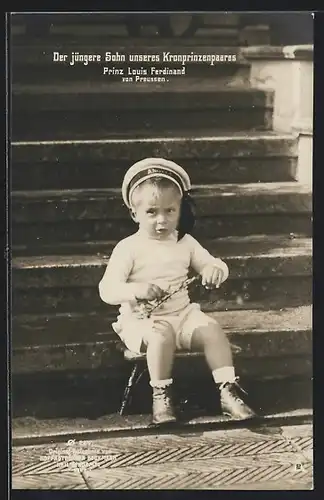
left=201, top=265, right=224, bottom=289
left=135, top=283, right=165, bottom=301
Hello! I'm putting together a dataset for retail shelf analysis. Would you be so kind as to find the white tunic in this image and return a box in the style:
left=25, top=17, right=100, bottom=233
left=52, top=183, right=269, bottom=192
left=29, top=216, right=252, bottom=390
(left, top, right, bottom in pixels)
left=99, top=230, right=229, bottom=319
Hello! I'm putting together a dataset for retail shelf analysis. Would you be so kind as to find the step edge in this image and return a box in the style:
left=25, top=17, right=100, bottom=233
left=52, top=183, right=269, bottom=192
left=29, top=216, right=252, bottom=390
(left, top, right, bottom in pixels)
left=11, top=409, right=313, bottom=445
left=11, top=238, right=313, bottom=270
left=11, top=132, right=297, bottom=147
left=11, top=181, right=311, bottom=199
left=13, top=327, right=312, bottom=352
left=12, top=304, right=313, bottom=323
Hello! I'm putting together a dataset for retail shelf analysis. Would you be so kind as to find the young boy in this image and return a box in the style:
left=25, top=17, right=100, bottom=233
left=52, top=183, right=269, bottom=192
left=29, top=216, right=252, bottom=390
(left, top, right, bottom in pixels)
left=99, top=157, right=256, bottom=425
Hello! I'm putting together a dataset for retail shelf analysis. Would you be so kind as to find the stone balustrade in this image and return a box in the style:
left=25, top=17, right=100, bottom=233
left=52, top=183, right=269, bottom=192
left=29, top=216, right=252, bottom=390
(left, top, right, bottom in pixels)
left=243, top=45, right=313, bottom=185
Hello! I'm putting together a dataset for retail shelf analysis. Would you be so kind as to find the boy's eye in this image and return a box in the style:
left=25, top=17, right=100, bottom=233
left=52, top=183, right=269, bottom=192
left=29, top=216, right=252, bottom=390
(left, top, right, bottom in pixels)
left=146, top=209, right=156, bottom=215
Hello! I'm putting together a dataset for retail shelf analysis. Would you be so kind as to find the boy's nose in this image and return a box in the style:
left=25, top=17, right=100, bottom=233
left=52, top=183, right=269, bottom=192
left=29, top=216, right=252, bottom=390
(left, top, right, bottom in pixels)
left=156, top=213, right=166, bottom=223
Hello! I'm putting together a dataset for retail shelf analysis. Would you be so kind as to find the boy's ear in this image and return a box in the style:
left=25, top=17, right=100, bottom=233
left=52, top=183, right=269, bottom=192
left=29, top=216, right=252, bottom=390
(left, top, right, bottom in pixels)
left=129, top=209, right=138, bottom=223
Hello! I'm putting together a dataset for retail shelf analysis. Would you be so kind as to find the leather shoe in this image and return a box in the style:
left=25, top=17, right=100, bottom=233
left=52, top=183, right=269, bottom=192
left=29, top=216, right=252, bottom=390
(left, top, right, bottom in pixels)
left=219, top=379, right=257, bottom=420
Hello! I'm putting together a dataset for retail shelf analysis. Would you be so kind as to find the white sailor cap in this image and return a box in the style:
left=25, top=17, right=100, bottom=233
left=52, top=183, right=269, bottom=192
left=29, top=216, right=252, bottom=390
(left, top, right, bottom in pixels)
left=122, top=157, right=191, bottom=208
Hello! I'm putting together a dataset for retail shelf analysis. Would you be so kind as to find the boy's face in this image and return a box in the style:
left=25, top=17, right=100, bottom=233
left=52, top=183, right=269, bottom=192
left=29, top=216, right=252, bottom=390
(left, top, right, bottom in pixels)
left=131, top=184, right=181, bottom=239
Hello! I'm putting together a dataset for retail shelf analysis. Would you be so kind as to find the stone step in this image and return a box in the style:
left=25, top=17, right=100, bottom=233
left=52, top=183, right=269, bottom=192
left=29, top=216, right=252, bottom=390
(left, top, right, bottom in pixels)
left=12, top=300, right=312, bottom=348
left=12, top=81, right=270, bottom=109
left=11, top=13, right=242, bottom=43
left=13, top=275, right=312, bottom=316
left=12, top=235, right=312, bottom=315
left=11, top=306, right=312, bottom=376
left=13, top=233, right=309, bottom=258
left=13, top=235, right=312, bottom=285
left=12, top=83, right=272, bottom=140
left=13, top=214, right=312, bottom=249
left=11, top=133, right=298, bottom=190
left=12, top=407, right=313, bottom=445
left=11, top=12, right=241, bottom=30
left=11, top=182, right=312, bottom=247
left=12, top=182, right=312, bottom=222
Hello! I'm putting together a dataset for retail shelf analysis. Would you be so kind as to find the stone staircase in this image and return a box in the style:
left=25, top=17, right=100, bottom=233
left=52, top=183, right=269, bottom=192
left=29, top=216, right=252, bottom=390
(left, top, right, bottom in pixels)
left=11, top=15, right=312, bottom=414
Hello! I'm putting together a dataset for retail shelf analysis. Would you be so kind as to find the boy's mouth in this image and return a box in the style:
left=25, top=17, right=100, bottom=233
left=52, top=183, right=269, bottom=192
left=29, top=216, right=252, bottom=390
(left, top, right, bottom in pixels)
left=155, top=228, right=169, bottom=236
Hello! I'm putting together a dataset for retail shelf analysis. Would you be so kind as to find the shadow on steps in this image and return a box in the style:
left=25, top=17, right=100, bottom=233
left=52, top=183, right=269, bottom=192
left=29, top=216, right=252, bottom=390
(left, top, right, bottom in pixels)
left=12, top=373, right=312, bottom=422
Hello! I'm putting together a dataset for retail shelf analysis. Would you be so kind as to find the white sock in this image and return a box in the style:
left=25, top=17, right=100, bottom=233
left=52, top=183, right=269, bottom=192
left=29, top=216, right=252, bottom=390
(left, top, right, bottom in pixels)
left=149, top=378, right=173, bottom=388
left=212, top=366, right=236, bottom=384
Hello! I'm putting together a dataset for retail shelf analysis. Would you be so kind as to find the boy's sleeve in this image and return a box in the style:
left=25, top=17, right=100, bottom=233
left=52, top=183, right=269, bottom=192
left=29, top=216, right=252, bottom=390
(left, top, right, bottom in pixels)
left=188, top=235, right=229, bottom=283
left=99, top=239, right=139, bottom=304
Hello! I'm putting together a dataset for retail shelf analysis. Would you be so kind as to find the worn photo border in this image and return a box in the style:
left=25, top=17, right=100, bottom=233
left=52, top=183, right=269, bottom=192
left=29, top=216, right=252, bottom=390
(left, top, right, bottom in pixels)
left=5, top=6, right=321, bottom=498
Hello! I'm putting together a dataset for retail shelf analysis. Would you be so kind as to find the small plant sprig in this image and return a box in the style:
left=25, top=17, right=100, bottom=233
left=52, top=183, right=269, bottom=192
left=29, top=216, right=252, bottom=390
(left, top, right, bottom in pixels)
left=134, top=275, right=200, bottom=319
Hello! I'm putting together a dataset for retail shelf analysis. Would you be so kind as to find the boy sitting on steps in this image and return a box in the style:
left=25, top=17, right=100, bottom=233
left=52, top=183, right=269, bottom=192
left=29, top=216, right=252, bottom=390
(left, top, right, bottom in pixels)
left=99, top=157, right=256, bottom=425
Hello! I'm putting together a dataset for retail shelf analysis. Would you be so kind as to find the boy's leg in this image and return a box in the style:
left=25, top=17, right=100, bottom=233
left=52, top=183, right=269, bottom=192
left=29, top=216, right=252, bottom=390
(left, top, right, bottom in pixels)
left=190, top=319, right=234, bottom=373
left=180, top=310, right=256, bottom=420
left=143, top=319, right=176, bottom=383
left=142, top=320, right=177, bottom=424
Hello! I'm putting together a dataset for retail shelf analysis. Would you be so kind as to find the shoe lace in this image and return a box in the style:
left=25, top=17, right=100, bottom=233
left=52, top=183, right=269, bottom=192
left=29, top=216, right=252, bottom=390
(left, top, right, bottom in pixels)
left=153, top=387, right=172, bottom=404
left=219, top=377, right=248, bottom=396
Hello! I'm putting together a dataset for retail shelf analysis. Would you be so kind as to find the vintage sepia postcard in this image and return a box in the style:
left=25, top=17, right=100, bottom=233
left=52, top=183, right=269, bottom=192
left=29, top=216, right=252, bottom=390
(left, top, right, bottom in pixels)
left=9, top=11, right=313, bottom=491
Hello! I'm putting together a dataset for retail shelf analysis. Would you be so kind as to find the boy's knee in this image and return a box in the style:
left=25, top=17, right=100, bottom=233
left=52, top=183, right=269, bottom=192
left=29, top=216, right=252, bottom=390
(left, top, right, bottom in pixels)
left=193, top=321, right=225, bottom=346
left=145, top=321, right=176, bottom=347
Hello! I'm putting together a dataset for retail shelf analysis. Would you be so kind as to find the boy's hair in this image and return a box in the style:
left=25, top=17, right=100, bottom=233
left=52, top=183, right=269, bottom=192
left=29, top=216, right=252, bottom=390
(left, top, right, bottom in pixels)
left=130, top=176, right=196, bottom=241
left=130, top=176, right=180, bottom=208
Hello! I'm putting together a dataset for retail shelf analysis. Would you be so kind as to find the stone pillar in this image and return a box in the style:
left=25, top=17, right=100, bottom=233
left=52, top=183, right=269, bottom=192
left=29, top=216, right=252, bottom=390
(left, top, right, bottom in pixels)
left=243, top=45, right=313, bottom=185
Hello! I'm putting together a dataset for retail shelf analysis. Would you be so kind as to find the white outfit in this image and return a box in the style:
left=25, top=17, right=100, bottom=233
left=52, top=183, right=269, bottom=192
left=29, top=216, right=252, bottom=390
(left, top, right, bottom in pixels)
left=99, top=230, right=229, bottom=354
